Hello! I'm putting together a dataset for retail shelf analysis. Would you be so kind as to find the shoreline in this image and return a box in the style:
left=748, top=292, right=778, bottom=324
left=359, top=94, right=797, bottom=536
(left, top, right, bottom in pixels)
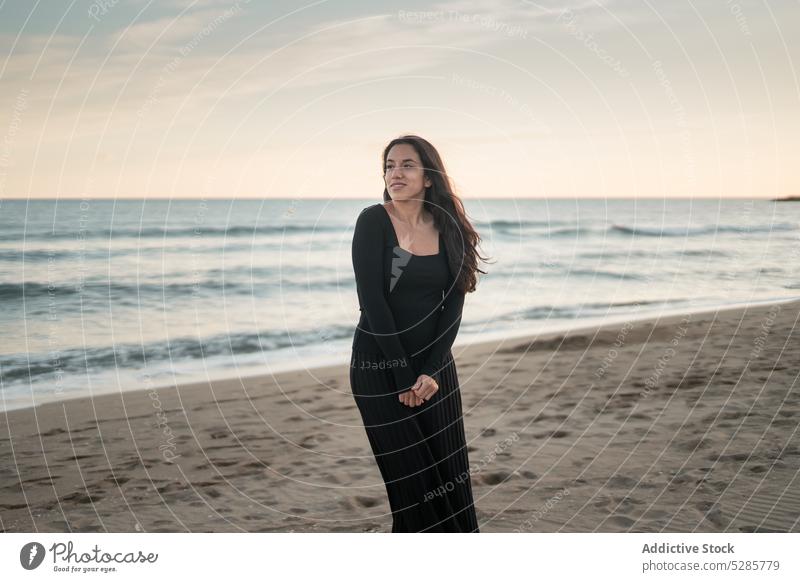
left=3, top=294, right=798, bottom=415
left=2, top=296, right=798, bottom=532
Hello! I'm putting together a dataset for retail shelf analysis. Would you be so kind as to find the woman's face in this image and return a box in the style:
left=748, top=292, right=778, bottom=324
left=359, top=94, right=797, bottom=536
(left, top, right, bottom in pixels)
left=384, top=143, right=432, bottom=201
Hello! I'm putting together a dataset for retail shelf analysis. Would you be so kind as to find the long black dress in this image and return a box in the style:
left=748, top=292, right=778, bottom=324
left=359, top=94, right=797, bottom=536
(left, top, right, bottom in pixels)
left=349, top=202, right=479, bottom=533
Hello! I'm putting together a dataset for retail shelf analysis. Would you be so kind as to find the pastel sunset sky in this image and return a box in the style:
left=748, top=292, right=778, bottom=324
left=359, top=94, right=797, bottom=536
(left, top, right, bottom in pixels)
left=0, top=0, right=797, bottom=199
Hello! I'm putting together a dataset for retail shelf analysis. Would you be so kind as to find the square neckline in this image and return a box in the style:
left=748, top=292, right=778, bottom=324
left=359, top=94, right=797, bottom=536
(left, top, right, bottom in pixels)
left=377, top=203, right=442, bottom=257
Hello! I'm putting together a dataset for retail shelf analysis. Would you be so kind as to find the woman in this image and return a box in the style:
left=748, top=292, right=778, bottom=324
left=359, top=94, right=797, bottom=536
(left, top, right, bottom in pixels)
left=350, top=135, right=489, bottom=532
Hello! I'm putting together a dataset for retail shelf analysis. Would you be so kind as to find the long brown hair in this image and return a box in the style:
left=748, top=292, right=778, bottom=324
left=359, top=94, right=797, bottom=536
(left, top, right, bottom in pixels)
left=381, top=135, right=491, bottom=293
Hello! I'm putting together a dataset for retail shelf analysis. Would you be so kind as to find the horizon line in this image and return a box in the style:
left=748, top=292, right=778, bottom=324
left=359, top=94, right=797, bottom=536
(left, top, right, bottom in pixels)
left=2, top=195, right=796, bottom=201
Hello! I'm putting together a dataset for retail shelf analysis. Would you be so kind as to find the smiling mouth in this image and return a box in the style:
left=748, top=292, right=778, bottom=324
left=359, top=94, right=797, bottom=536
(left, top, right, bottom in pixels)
left=391, top=183, right=406, bottom=187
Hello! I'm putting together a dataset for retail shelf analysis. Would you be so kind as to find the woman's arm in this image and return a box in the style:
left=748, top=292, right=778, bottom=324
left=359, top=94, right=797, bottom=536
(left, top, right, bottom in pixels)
left=417, top=265, right=465, bottom=378
left=351, top=206, right=418, bottom=391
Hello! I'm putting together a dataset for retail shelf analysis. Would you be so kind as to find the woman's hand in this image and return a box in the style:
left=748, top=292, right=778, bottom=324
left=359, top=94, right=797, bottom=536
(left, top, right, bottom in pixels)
left=413, top=373, right=439, bottom=402
left=399, top=374, right=439, bottom=407
left=397, top=373, right=439, bottom=408
left=399, top=389, right=424, bottom=407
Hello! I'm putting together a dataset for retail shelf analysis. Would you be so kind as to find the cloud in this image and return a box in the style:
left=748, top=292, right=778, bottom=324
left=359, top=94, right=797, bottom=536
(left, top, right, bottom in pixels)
left=111, top=3, right=249, bottom=50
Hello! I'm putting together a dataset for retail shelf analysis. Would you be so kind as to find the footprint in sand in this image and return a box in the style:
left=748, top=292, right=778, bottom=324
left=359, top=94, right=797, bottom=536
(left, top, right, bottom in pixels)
left=677, top=436, right=711, bottom=452
left=607, top=475, right=639, bottom=488
left=608, top=515, right=637, bottom=528
left=739, top=525, right=784, bottom=533
left=59, top=492, right=97, bottom=504
left=642, top=509, right=670, bottom=520
left=533, top=430, right=570, bottom=439
left=696, top=501, right=726, bottom=528
left=708, top=452, right=748, bottom=462
left=615, top=495, right=645, bottom=507
left=211, top=459, right=238, bottom=467
left=299, top=434, right=332, bottom=449
left=482, top=471, right=511, bottom=485
left=42, top=427, right=67, bottom=437
left=103, top=475, right=129, bottom=486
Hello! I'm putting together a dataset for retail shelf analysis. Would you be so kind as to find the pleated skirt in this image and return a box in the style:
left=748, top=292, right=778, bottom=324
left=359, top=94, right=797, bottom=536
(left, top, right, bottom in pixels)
left=349, top=348, right=480, bottom=533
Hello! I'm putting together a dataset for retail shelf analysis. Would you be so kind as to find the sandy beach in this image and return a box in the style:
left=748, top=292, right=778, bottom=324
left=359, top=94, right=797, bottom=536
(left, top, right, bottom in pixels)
left=1, top=299, right=798, bottom=533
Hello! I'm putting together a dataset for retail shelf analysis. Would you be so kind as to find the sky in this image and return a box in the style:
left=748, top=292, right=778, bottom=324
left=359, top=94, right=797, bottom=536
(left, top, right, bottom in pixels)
left=0, top=0, right=798, bottom=199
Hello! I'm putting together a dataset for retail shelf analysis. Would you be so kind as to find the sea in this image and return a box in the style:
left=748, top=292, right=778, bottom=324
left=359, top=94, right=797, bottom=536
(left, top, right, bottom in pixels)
left=1, top=197, right=798, bottom=412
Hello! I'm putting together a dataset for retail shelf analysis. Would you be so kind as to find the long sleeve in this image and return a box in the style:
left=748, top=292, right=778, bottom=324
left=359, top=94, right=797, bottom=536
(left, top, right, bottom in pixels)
left=418, top=266, right=465, bottom=378
left=351, top=206, right=418, bottom=391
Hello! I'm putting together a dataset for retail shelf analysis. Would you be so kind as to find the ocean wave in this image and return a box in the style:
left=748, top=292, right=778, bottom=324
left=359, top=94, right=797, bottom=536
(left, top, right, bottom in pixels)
left=567, top=268, right=648, bottom=281
left=0, top=223, right=342, bottom=242
left=491, top=297, right=695, bottom=323
left=579, top=249, right=731, bottom=259
left=0, top=242, right=297, bottom=262
left=0, top=275, right=352, bottom=303
left=490, top=225, right=601, bottom=238
left=488, top=221, right=797, bottom=239
left=485, top=265, right=651, bottom=281
left=479, top=219, right=569, bottom=229
left=610, top=223, right=797, bottom=237
left=0, top=325, right=355, bottom=385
